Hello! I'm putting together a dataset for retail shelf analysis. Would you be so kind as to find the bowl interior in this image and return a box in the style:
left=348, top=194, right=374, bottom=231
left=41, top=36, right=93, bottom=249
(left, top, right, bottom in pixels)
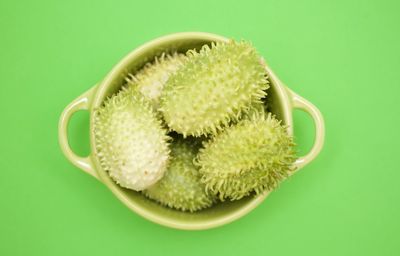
left=91, top=32, right=291, bottom=230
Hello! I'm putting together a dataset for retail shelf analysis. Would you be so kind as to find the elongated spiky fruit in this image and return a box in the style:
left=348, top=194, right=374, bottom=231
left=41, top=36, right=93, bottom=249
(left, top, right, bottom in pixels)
left=160, top=41, right=269, bottom=137
left=197, top=113, right=296, bottom=201
left=126, top=52, right=186, bottom=107
left=94, top=86, right=170, bottom=191
left=143, top=137, right=214, bottom=212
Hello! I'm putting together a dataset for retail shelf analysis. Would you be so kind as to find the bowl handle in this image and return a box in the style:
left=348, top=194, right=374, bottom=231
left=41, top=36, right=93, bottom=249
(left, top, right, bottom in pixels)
left=287, top=88, right=325, bottom=169
left=58, top=86, right=99, bottom=180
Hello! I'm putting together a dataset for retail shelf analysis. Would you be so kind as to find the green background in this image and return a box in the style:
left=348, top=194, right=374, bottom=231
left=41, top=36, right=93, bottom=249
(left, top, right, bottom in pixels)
left=1, top=0, right=399, bottom=255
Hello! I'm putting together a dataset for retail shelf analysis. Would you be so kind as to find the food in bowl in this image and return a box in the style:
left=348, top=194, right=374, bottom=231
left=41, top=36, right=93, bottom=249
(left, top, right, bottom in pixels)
left=143, top=136, right=215, bottom=212
left=125, top=52, right=186, bottom=108
left=94, top=86, right=170, bottom=191
left=93, top=39, right=296, bottom=211
left=160, top=41, right=269, bottom=137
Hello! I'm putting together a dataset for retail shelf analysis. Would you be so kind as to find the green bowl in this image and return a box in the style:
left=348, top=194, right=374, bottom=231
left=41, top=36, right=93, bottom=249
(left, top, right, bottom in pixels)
left=59, top=32, right=325, bottom=230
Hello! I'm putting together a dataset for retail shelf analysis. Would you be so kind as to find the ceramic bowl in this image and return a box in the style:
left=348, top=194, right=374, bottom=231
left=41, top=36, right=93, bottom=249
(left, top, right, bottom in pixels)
left=59, top=32, right=325, bottom=230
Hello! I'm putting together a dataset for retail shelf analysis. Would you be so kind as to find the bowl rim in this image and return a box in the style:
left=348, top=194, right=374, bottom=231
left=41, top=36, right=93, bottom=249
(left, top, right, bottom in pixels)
left=89, top=32, right=293, bottom=230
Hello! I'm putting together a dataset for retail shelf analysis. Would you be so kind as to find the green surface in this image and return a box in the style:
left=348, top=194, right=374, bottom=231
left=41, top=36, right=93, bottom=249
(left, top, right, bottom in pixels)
left=1, top=0, right=399, bottom=255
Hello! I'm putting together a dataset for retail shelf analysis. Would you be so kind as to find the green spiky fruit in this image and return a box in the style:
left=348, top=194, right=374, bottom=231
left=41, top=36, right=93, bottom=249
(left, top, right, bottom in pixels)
left=197, top=112, right=296, bottom=201
left=94, top=86, right=170, bottom=191
left=160, top=40, right=270, bottom=137
left=126, top=52, right=186, bottom=107
left=143, top=137, right=214, bottom=212
left=241, top=100, right=267, bottom=120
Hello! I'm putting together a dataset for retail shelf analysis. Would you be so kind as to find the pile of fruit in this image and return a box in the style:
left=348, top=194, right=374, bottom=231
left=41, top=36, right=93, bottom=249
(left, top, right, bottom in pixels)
left=94, top=40, right=296, bottom=212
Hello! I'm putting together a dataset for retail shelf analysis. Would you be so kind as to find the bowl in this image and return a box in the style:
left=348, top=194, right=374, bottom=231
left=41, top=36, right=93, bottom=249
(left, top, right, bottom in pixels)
left=58, top=32, right=325, bottom=230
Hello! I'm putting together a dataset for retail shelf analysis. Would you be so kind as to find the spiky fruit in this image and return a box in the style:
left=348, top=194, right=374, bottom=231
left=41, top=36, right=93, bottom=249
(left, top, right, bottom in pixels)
left=160, top=40, right=270, bottom=137
left=126, top=52, right=186, bottom=107
left=241, top=100, right=267, bottom=120
left=197, top=112, right=296, bottom=201
left=143, top=137, right=214, bottom=212
left=94, top=86, right=170, bottom=191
